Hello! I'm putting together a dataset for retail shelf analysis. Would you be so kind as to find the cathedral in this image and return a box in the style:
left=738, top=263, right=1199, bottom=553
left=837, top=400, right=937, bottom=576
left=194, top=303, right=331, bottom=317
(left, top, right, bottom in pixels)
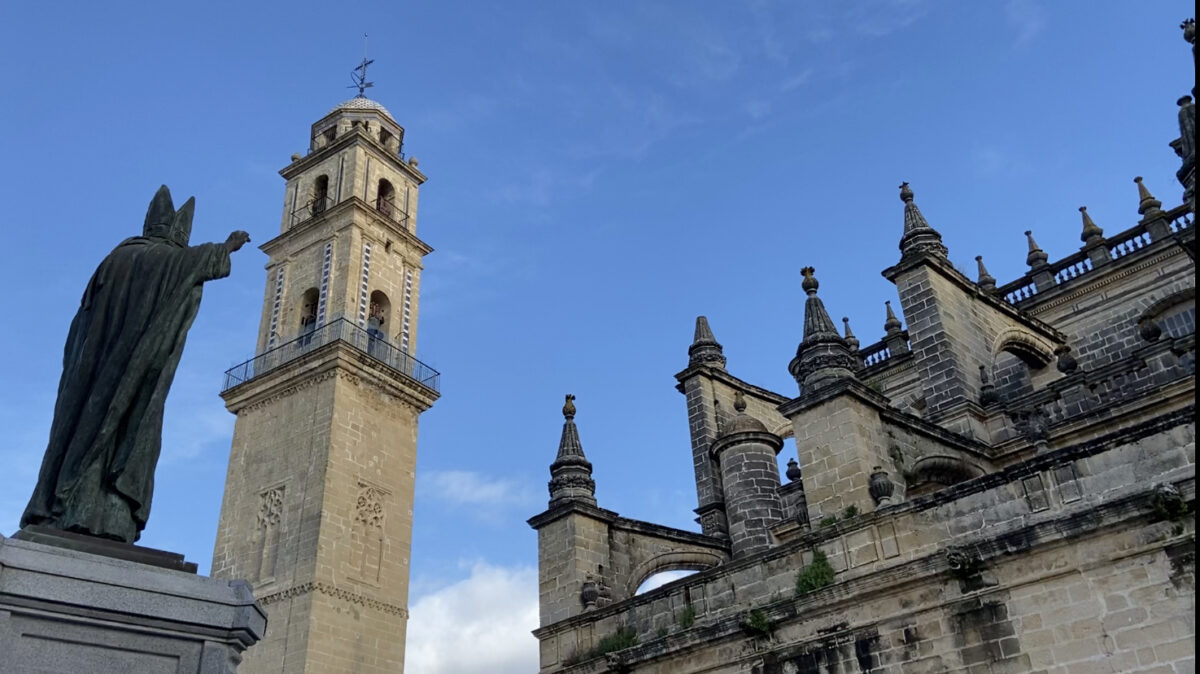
left=528, top=18, right=1196, bottom=674
left=210, top=91, right=439, bottom=672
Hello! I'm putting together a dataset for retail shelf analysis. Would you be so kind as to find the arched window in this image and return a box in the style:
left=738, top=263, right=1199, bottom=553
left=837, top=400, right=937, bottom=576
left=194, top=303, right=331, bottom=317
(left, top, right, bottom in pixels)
left=368, top=291, right=390, bottom=336
left=299, top=288, right=319, bottom=346
left=380, top=128, right=394, bottom=151
left=376, top=179, right=396, bottom=217
left=311, top=175, right=330, bottom=215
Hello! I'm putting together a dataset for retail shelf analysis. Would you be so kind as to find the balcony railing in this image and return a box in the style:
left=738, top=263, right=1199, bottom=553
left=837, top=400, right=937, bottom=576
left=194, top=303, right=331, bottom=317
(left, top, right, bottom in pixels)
left=288, top=195, right=412, bottom=231
left=998, top=204, right=1193, bottom=306
left=222, top=317, right=440, bottom=393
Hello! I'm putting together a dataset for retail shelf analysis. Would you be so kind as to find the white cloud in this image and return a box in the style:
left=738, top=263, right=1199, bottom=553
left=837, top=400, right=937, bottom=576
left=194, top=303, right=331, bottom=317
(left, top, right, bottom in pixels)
left=419, top=470, right=539, bottom=509
left=1005, top=0, right=1046, bottom=47
left=406, top=561, right=539, bottom=674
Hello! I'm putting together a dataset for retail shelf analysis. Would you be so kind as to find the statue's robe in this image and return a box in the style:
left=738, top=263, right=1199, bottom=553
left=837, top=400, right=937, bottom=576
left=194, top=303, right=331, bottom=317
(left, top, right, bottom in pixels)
left=22, top=237, right=231, bottom=543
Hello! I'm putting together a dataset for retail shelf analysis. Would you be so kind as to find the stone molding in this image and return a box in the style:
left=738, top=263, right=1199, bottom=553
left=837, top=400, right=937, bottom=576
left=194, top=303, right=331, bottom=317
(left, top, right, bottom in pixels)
left=224, top=342, right=435, bottom=415
left=255, top=580, right=409, bottom=618
left=883, top=253, right=1067, bottom=344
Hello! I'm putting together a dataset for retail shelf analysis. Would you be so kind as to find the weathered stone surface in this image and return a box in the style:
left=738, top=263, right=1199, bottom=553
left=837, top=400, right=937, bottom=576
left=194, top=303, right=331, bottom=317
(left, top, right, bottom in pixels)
left=0, top=534, right=265, bottom=673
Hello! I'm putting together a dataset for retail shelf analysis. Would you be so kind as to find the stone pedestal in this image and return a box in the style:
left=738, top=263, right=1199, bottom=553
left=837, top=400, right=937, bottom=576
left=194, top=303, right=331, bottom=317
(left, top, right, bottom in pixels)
left=0, top=533, right=266, bottom=673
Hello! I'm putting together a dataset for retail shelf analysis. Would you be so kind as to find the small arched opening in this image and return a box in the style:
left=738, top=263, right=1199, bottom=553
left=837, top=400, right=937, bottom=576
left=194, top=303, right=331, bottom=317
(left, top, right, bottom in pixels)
left=906, top=455, right=985, bottom=497
left=380, top=128, right=395, bottom=151
left=635, top=570, right=699, bottom=596
left=298, top=287, right=319, bottom=346
left=988, top=333, right=1056, bottom=401
left=311, top=175, right=330, bottom=215
left=625, top=550, right=724, bottom=600
left=376, top=179, right=396, bottom=217
left=367, top=290, right=391, bottom=361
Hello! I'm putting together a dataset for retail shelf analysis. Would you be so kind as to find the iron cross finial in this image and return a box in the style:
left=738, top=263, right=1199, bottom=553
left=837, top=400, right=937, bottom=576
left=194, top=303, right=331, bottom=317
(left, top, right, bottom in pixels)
left=350, top=34, right=375, bottom=97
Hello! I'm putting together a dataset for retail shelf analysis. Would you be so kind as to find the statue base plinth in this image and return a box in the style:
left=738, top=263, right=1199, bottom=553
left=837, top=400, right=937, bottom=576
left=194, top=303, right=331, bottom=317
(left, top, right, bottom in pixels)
left=13, top=524, right=198, bottom=573
left=0, top=533, right=266, bottom=673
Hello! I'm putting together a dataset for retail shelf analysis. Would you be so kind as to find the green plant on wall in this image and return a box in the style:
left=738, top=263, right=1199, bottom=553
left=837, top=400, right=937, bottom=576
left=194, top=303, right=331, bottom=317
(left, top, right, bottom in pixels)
left=795, top=548, right=836, bottom=596
left=562, top=626, right=639, bottom=666
left=740, top=609, right=774, bottom=638
left=843, top=504, right=860, bottom=519
left=677, top=604, right=696, bottom=630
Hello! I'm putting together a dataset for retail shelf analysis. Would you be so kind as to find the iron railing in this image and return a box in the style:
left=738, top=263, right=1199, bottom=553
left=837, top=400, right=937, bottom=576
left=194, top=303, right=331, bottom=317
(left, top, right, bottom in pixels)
left=289, top=194, right=411, bottom=231
left=222, top=318, right=440, bottom=393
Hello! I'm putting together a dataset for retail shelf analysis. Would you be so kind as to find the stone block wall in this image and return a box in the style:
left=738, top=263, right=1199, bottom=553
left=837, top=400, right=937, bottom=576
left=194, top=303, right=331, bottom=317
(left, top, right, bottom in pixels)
left=677, top=368, right=790, bottom=538
left=533, top=412, right=1195, bottom=673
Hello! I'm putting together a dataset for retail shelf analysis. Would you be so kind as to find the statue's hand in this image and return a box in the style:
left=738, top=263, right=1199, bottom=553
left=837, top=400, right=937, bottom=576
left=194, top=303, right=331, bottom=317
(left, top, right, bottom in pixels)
left=225, top=230, right=251, bottom=252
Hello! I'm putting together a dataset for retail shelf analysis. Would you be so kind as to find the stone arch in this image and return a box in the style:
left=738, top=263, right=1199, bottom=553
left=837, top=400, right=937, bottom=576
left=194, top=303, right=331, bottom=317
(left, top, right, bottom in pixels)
left=908, top=455, right=985, bottom=487
left=770, top=421, right=794, bottom=440
left=624, top=550, right=724, bottom=599
left=311, top=175, right=330, bottom=215
left=376, top=178, right=396, bottom=217
left=991, top=328, right=1056, bottom=369
left=1138, top=288, right=1196, bottom=340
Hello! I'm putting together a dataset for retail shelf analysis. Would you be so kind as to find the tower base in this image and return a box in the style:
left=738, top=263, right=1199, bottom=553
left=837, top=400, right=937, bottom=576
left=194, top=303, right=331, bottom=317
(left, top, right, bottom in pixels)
left=0, top=533, right=266, bottom=673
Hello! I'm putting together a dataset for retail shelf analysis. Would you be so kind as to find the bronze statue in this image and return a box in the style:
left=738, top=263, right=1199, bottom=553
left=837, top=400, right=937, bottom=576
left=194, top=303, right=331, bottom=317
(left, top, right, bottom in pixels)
left=21, top=186, right=250, bottom=543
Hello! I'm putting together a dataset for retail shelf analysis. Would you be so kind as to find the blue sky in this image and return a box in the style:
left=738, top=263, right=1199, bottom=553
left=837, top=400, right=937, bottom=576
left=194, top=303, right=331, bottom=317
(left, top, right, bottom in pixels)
left=0, top=2, right=1192, bottom=671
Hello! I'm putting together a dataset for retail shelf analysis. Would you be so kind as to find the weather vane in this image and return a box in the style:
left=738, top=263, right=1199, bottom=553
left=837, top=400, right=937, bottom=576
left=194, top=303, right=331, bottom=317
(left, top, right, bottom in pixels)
left=350, top=33, right=374, bottom=97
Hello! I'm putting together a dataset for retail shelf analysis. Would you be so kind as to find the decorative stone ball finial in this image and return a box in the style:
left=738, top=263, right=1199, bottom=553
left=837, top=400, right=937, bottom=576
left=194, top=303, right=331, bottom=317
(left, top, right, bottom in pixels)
left=800, top=266, right=819, bottom=295
left=408, top=156, right=420, bottom=168
left=562, top=394, right=576, bottom=420
left=899, top=181, right=914, bottom=203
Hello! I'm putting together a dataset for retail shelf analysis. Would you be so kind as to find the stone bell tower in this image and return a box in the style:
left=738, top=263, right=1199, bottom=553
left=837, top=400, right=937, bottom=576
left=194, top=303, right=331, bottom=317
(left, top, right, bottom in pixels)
left=210, top=90, right=439, bottom=673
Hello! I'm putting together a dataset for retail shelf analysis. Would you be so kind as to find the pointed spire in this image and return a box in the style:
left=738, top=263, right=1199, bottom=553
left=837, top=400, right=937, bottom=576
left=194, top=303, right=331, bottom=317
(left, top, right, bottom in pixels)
left=801, top=267, right=840, bottom=340
left=548, top=394, right=595, bottom=506
left=884, top=300, right=903, bottom=335
left=1134, top=177, right=1163, bottom=217
left=897, top=182, right=949, bottom=260
left=789, top=267, right=859, bottom=391
left=688, top=316, right=726, bottom=369
left=975, top=255, right=996, bottom=292
left=1079, top=206, right=1104, bottom=243
left=842, top=317, right=860, bottom=352
left=1025, top=230, right=1049, bottom=268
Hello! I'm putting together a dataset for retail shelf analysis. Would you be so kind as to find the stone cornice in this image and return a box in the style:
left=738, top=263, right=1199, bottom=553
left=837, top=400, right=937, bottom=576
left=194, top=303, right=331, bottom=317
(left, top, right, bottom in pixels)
left=776, top=378, right=891, bottom=418
left=527, top=500, right=620, bottom=530
left=540, top=478, right=1195, bottom=661
left=260, top=197, right=432, bottom=259
left=281, top=125, right=426, bottom=185
left=777, top=378, right=992, bottom=456
left=882, top=253, right=1066, bottom=344
left=256, top=580, right=409, bottom=618
left=221, top=341, right=438, bottom=414
left=533, top=405, right=1194, bottom=643
left=709, top=430, right=784, bottom=459
left=610, top=516, right=730, bottom=552
left=674, top=364, right=791, bottom=404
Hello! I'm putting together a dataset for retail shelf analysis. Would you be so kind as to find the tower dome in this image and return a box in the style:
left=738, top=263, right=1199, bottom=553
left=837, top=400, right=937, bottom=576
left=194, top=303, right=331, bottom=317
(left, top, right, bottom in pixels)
left=327, top=95, right=395, bottom=121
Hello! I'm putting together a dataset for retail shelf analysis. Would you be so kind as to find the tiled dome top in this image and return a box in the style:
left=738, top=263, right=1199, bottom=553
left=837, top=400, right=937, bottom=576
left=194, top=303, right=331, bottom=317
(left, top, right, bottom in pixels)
left=327, top=95, right=394, bottom=119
